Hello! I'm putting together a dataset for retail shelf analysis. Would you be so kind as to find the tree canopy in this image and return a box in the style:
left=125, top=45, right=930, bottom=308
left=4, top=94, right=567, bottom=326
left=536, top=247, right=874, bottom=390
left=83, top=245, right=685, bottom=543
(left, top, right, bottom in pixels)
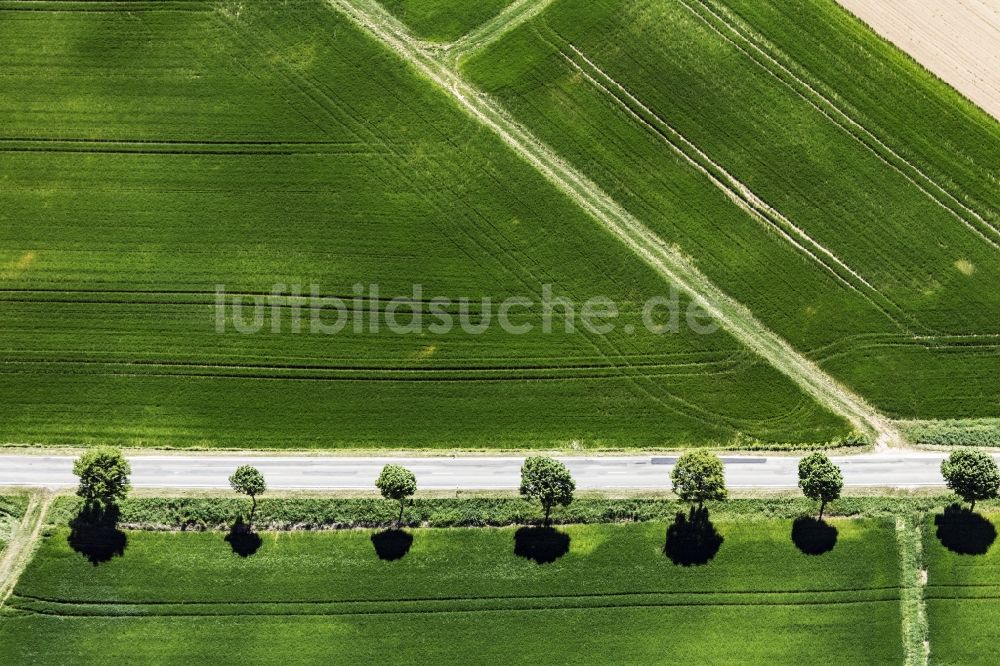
left=941, top=449, right=1000, bottom=511
left=229, top=465, right=266, bottom=498
left=671, top=451, right=727, bottom=507
left=797, top=452, right=843, bottom=518
left=519, top=456, right=575, bottom=524
left=73, top=447, right=131, bottom=510
left=376, top=464, right=417, bottom=524
left=229, top=465, right=267, bottom=529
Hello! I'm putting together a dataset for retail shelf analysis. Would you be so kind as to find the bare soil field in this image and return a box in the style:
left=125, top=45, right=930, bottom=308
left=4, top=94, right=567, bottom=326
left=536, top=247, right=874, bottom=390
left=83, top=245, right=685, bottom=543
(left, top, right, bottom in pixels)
left=838, top=0, right=1000, bottom=119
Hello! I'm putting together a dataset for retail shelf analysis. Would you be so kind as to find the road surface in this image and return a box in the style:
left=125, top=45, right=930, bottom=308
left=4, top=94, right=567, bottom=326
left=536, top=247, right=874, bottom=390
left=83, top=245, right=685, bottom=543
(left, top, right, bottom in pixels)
left=0, top=451, right=962, bottom=491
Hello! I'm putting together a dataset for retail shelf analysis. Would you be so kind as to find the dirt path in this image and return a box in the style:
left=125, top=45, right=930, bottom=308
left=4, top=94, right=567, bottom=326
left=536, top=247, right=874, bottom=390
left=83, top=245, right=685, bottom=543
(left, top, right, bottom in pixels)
left=327, top=0, right=903, bottom=448
left=0, top=492, right=53, bottom=605
left=446, top=0, right=556, bottom=64
left=838, top=0, right=1000, bottom=121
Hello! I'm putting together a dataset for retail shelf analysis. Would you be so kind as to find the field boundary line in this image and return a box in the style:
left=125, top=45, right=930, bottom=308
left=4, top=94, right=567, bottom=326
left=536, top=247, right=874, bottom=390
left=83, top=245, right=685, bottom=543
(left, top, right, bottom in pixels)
left=679, top=0, right=1000, bottom=252
left=446, top=0, right=557, bottom=65
left=0, top=491, right=53, bottom=607
left=11, top=594, right=903, bottom=619
left=327, top=0, right=903, bottom=447
left=12, top=584, right=903, bottom=607
left=559, top=43, right=914, bottom=332
left=896, top=515, right=930, bottom=666
left=0, top=1, right=209, bottom=14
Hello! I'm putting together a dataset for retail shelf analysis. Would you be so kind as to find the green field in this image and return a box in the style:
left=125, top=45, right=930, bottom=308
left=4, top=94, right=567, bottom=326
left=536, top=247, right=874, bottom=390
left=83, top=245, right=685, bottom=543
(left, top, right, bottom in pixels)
left=463, top=0, right=1000, bottom=420
left=0, top=518, right=903, bottom=663
left=925, top=509, right=1000, bottom=664
left=0, top=0, right=997, bottom=451
left=382, top=0, right=513, bottom=42
left=0, top=0, right=851, bottom=449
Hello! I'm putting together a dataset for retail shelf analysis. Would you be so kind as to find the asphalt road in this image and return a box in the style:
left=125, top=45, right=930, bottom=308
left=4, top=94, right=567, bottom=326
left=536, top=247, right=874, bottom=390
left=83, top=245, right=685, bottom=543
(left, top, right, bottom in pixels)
left=0, top=451, right=962, bottom=491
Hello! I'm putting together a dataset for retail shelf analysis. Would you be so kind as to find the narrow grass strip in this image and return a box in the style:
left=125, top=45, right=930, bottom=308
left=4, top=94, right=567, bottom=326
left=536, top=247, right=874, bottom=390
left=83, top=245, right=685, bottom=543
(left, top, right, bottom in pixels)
left=896, top=515, right=929, bottom=666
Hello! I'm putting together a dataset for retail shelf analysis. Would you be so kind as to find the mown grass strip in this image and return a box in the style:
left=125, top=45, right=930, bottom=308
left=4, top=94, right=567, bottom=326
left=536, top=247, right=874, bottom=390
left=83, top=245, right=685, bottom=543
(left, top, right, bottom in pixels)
left=896, top=515, right=929, bottom=665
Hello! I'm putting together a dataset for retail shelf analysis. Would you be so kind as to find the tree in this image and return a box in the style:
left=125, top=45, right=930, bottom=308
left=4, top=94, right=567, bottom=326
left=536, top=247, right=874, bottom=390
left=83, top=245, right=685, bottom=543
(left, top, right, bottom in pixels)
left=941, top=449, right=1000, bottom=511
left=73, top=447, right=131, bottom=512
left=798, top=452, right=843, bottom=519
left=229, top=465, right=266, bottom=530
left=671, top=450, right=727, bottom=508
left=376, top=464, right=417, bottom=525
left=519, top=456, right=575, bottom=525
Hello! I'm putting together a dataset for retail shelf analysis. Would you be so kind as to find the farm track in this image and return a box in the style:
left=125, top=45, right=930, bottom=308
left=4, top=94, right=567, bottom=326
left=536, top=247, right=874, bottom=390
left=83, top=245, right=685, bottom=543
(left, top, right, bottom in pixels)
left=0, top=492, right=52, bottom=607
left=680, top=0, right=1000, bottom=251
left=326, top=0, right=903, bottom=446
left=555, top=42, right=916, bottom=334
left=446, top=0, right=557, bottom=65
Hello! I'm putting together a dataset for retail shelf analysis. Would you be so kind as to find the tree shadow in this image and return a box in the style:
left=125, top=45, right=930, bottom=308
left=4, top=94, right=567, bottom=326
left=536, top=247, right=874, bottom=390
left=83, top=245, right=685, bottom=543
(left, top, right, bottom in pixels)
left=935, top=504, right=997, bottom=555
left=791, top=516, right=838, bottom=556
left=663, top=506, right=723, bottom=566
left=371, top=529, right=413, bottom=561
left=514, top=526, right=570, bottom=565
left=67, top=504, right=127, bottom=566
left=224, top=517, right=262, bottom=558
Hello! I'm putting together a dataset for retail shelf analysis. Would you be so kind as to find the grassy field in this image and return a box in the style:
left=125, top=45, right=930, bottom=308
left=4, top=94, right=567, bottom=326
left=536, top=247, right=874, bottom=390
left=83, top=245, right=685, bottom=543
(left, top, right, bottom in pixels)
left=0, top=0, right=851, bottom=449
left=0, top=518, right=903, bottom=663
left=2, top=0, right=997, bottom=449
left=463, top=0, right=1000, bottom=421
left=925, top=509, right=1000, bottom=664
left=381, top=0, right=513, bottom=41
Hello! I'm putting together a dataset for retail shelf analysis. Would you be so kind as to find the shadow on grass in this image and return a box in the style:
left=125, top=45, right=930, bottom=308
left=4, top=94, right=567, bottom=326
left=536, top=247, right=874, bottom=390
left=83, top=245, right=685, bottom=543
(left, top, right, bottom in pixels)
left=68, top=504, right=127, bottom=566
left=225, top=518, right=262, bottom=558
left=935, top=504, right=997, bottom=555
left=371, top=529, right=414, bottom=561
left=514, top=526, right=570, bottom=565
left=791, top=516, right=838, bottom=555
left=664, top=506, right=723, bottom=566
